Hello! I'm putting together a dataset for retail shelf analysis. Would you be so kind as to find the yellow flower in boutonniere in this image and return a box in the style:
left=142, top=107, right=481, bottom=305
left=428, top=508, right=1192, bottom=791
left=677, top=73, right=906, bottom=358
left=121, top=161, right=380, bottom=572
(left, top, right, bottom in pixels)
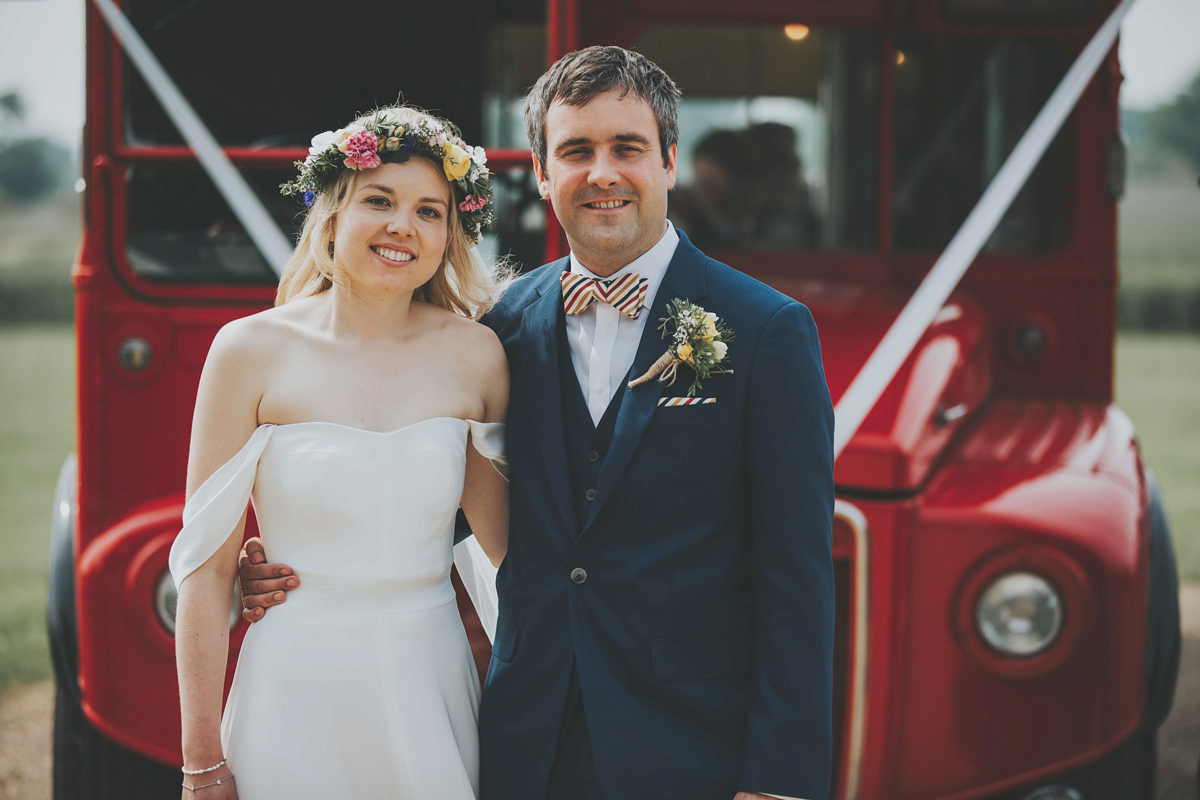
left=629, top=299, right=735, bottom=396
left=442, top=142, right=472, bottom=180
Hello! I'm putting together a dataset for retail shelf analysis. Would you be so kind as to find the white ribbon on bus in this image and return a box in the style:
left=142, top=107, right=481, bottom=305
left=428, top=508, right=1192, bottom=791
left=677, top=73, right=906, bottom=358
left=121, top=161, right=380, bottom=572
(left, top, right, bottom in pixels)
left=91, top=0, right=293, bottom=275
left=831, top=0, right=1134, bottom=459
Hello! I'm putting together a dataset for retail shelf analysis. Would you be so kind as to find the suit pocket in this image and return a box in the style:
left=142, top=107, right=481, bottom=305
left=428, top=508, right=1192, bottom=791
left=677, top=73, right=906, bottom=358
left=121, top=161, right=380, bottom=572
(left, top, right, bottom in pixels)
left=651, top=633, right=752, bottom=681
left=493, top=613, right=520, bottom=663
left=654, top=401, right=732, bottom=427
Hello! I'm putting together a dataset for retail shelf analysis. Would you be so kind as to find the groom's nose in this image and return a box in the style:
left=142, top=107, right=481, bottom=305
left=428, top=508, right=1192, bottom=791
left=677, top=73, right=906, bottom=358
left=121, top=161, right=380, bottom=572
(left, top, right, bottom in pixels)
left=587, top=150, right=621, bottom=189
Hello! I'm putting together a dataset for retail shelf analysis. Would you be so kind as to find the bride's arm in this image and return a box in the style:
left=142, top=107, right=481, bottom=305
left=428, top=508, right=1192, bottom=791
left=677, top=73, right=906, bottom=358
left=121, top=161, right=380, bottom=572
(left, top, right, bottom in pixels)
left=176, top=321, right=265, bottom=796
left=460, top=327, right=510, bottom=567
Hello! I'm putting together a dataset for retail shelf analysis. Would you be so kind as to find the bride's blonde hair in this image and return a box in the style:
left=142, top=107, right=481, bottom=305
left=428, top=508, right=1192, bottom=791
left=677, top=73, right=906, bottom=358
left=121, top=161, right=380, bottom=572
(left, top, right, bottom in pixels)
left=275, top=106, right=508, bottom=318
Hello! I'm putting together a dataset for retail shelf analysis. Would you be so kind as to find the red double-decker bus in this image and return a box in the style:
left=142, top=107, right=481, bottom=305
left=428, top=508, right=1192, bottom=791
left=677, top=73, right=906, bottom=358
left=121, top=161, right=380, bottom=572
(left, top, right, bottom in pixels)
left=49, top=0, right=1180, bottom=798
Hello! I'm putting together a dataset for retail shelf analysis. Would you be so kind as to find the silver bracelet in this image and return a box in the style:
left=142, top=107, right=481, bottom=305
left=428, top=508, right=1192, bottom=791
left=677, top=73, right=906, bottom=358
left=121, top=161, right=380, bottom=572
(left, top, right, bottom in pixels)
left=181, top=774, right=234, bottom=792
left=182, top=758, right=227, bottom=775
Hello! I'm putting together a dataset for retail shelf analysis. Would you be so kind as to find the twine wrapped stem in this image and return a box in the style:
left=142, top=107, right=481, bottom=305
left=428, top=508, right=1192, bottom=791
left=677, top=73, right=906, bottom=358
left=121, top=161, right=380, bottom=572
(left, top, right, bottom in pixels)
left=629, top=350, right=681, bottom=389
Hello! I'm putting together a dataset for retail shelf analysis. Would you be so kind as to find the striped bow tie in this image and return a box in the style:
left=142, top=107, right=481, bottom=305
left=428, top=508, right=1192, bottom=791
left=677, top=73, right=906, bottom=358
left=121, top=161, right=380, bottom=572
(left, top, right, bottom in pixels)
left=561, top=272, right=648, bottom=319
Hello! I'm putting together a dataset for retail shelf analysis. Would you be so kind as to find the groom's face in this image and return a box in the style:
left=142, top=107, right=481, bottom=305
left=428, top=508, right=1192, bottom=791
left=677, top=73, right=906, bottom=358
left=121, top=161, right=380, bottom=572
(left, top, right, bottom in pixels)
left=534, top=89, right=677, bottom=277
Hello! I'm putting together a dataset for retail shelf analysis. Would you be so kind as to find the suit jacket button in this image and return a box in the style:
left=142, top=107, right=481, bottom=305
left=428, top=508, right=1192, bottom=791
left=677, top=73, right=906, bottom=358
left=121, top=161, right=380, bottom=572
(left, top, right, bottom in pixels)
left=570, top=568, right=588, bottom=584
left=585, top=488, right=596, bottom=501
left=587, top=449, right=600, bottom=462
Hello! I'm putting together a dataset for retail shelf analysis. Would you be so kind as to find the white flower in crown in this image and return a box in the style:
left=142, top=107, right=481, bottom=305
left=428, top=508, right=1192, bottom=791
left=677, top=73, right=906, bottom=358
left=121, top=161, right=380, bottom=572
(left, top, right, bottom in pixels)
left=469, top=145, right=488, bottom=168
left=308, top=129, right=340, bottom=156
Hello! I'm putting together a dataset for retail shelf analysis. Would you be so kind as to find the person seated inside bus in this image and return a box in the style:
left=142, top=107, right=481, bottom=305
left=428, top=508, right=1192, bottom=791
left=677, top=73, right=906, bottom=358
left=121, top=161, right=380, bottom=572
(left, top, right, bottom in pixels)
left=670, top=123, right=820, bottom=252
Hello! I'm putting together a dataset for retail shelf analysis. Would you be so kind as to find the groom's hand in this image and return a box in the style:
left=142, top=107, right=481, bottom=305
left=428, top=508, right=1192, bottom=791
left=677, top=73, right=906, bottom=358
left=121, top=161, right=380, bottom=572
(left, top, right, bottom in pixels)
left=238, top=537, right=299, bottom=622
left=734, top=794, right=781, bottom=800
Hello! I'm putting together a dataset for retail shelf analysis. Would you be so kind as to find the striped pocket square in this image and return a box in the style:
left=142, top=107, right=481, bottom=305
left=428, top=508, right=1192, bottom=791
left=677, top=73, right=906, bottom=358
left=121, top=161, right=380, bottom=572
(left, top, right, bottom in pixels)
left=658, top=397, right=717, bottom=406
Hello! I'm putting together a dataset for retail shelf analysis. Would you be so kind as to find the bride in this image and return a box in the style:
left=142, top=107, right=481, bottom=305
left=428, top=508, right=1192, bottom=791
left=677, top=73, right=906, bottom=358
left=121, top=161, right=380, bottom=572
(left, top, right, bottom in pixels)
left=170, top=106, right=509, bottom=798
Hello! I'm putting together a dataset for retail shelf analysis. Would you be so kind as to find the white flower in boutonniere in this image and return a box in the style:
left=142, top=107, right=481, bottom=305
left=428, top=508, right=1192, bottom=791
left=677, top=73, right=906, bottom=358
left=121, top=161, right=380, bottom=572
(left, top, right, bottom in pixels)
left=629, top=299, right=735, bottom=396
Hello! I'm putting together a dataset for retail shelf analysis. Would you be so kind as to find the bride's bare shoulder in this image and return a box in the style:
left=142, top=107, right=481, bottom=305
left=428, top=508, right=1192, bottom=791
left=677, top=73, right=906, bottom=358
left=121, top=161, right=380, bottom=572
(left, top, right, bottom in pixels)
left=434, top=311, right=506, bottom=371
left=209, top=296, right=326, bottom=362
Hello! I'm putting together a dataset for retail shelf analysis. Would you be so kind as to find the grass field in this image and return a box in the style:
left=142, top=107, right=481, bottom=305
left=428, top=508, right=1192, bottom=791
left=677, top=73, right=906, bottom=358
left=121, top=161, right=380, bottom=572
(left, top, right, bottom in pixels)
left=1116, top=334, right=1200, bottom=575
left=0, top=325, right=73, bottom=689
left=1119, top=174, right=1200, bottom=292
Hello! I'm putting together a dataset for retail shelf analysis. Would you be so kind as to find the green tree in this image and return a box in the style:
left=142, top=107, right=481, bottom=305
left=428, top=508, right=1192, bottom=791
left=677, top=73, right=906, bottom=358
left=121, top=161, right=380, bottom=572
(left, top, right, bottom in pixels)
left=1146, top=71, right=1200, bottom=174
left=0, top=91, right=24, bottom=122
left=0, top=138, right=71, bottom=203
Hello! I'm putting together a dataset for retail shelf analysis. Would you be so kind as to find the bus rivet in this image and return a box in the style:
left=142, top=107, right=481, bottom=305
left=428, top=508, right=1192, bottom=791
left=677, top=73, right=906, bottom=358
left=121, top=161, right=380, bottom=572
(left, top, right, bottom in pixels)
left=118, top=337, right=153, bottom=372
left=1015, top=325, right=1047, bottom=357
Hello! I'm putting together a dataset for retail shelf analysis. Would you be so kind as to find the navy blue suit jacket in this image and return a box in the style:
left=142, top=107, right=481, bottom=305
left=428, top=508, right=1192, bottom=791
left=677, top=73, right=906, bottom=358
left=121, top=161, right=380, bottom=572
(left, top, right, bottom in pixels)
left=478, top=231, right=835, bottom=800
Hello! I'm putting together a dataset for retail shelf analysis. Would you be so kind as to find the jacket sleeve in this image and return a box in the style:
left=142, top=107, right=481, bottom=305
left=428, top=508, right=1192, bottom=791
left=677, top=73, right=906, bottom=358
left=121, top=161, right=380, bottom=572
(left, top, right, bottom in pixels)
left=738, top=301, right=836, bottom=800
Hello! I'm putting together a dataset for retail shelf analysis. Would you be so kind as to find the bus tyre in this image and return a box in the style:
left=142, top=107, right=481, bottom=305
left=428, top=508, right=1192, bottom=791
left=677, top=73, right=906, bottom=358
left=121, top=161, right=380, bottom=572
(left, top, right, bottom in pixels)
left=1087, top=726, right=1155, bottom=800
left=52, top=680, right=179, bottom=800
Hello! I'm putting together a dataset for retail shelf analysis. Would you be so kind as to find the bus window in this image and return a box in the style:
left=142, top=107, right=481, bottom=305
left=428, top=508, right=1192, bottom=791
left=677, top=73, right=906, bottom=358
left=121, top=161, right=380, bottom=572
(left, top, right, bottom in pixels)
left=891, top=36, right=1071, bottom=253
left=121, top=0, right=546, bottom=283
left=637, top=26, right=879, bottom=253
left=124, top=166, right=299, bottom=284
left=481, top=22, right=547, bottom=273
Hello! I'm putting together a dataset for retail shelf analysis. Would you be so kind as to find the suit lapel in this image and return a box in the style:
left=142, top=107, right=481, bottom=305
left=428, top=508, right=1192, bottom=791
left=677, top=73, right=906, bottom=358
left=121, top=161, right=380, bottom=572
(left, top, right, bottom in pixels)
left=585, top=238, right=710, bottom=532
left=519, top=264, right=575, bottom=536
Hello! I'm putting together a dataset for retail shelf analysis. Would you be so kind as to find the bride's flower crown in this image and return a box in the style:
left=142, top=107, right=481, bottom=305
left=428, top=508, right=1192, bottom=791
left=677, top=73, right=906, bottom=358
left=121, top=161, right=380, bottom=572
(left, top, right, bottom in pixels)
left=281, top=112, right=494, bottom=244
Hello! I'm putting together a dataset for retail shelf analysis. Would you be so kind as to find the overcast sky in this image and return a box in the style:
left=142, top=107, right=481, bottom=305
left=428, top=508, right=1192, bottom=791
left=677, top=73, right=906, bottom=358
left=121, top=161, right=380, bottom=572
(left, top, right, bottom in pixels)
left=1, top=0, right=1198, bottom=147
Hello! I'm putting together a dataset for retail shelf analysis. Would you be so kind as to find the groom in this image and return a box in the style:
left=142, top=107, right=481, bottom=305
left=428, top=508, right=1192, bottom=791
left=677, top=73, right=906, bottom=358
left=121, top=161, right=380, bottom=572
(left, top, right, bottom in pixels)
left=241, top=46, right=835, bottom=800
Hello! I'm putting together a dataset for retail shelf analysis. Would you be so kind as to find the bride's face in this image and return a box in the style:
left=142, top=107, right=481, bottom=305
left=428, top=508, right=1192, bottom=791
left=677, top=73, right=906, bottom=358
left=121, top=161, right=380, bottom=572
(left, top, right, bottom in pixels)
left=330, top=159, right=451, bottom=296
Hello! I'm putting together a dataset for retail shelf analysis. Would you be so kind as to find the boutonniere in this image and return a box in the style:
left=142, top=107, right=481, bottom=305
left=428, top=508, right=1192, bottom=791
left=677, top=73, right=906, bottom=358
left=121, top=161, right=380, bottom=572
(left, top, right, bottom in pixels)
left=629, top=299, right=734, bottom=396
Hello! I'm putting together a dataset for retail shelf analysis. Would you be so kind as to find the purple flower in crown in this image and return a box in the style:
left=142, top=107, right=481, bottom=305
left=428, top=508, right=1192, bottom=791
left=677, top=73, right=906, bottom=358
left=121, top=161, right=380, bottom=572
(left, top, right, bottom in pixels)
left=458, top=194, right=488, bottom=213
left=302, top=189, right=316, bottom=207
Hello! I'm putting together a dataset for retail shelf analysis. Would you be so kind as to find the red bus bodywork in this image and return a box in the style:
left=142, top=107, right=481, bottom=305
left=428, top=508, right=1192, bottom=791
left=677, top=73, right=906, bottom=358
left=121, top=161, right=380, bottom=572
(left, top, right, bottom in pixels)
left=49, top=0, right=1178, bottom=798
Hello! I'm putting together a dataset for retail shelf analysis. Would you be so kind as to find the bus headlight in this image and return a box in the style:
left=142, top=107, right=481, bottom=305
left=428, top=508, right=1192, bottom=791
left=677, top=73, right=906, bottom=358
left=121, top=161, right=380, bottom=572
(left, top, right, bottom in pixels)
left=154, top=569, right=242, bottom=635
left=976, top=571, right=1063, bottom=657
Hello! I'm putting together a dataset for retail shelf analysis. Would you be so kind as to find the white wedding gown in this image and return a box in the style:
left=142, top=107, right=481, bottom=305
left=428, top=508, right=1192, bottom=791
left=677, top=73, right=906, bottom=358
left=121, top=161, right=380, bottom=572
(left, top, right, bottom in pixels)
left=169, top=418, right=504, bottom=799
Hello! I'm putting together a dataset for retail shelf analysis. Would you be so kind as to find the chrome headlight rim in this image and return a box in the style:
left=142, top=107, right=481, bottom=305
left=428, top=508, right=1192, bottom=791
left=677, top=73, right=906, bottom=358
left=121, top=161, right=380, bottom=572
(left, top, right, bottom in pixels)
left=954, top=545, right=1090, bottom=680
left=154, top=568, right=243, bottom=636
left=975, top=570, right=1064, bottom=658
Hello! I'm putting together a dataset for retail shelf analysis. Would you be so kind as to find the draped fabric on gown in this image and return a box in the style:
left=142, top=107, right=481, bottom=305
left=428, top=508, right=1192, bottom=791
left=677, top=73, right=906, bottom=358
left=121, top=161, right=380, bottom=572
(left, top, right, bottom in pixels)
left=169, top=418, right=505, bottom=800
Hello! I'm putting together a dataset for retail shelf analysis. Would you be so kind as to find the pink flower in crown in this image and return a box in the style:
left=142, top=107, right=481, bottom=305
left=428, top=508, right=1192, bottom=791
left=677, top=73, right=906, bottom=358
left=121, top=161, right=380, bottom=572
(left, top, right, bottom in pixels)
left=340, top=130, right=381, bottom=170
left=459, top=195, right=488, bottom=213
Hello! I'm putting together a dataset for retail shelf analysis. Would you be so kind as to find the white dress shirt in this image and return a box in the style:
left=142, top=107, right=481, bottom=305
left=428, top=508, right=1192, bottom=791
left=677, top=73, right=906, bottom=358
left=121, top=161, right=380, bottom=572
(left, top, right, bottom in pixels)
left=564, top=222, right=807, bottom=800
left=565, top=222, right=678, bottom=425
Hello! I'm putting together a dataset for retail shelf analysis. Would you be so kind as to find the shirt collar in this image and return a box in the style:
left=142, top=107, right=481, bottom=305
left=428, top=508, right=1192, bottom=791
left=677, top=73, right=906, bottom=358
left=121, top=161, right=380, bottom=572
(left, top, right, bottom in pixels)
left=568, top=220, right=679, bottom=297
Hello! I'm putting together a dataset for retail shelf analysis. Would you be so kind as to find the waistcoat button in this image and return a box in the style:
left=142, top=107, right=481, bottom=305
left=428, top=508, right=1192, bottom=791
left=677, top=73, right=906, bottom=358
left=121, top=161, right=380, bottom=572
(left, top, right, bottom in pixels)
left=570, top=568, right=588, bottom=584
left=585, top=488, right=596, bottom=501
left=587, top=449, right=600, bottom=462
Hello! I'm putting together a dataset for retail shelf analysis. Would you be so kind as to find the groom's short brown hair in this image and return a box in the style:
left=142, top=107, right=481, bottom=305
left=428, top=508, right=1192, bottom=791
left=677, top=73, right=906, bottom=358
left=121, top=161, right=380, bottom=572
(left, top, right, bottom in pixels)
left=523, top=46, right=682, bottom=171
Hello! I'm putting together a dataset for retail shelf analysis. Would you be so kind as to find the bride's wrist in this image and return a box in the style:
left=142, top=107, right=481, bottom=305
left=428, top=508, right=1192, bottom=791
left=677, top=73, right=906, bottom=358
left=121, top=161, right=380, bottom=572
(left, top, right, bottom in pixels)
left=181, top=754, right=227, bottom=774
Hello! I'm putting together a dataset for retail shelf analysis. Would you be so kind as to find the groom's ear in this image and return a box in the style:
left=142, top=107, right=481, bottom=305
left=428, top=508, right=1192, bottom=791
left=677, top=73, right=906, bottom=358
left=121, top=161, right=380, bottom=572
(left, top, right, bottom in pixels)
left=532, top=156, right=550, bottom=200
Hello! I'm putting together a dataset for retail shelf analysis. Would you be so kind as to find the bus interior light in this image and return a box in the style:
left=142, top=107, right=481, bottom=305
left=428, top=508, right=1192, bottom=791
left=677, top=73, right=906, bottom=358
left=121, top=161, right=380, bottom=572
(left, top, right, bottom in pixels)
left=783, top=24, right=810, bottom=41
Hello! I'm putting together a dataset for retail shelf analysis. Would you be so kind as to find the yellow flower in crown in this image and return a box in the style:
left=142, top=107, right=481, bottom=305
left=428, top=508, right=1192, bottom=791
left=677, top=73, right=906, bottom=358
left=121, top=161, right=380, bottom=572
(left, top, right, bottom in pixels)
left=675, top=342, right=694, bottom=364
left=442, top=143, right=472, bottom=181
